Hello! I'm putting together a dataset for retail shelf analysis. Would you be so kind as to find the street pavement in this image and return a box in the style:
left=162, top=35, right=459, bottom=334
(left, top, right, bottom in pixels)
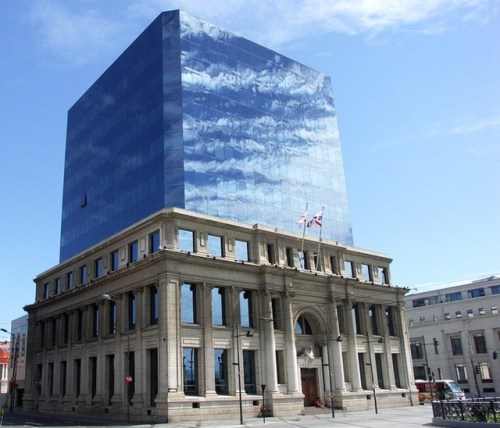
left=1, top=404, right=437, bottom=427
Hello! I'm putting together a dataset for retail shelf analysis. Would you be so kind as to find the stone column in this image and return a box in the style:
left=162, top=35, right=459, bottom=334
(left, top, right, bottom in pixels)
left=153, top=276, right=169, bottom=410
left=202, top=283, right=217, bottom=395
left=343, top=300, right=361, bottom=391
left=132, top=287, right=144, bottom=409
left=283, top=291, right=300, bottom=394
left=326, top=301, right=345, bottom=391
left=260, top=290, right=278, bottom=393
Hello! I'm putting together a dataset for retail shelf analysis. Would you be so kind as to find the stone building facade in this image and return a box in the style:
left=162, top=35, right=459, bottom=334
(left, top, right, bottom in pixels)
left=24, top=209, right=414, bottom=422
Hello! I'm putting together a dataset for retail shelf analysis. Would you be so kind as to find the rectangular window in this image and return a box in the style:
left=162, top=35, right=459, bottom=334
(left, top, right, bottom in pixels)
left=353, top=304, right=362, bottom=334
left=467, top=309, right=474, bottom=318
left=60, top=361, right=67, bottom=396
left=214, top=349, right=228, bottom=395
left=479, top=362, right=492, bottom=381
left=386, top=307, right=395, bottom=336
left=208, top=234, right=224, bottom=257
left=330, top=256, right=338, bottom=274
left=67, top=271, right=74, bottom=289
left=127, top=351, right=135, bottom=405
left=444, top=313, right=451, bottom=320
left=63, top=313, right=69, bottom=344
left=344, top=260, right=355, bottom=278
left=468, top=288, right=485, bottom=298
left=410, top=340, right=424, bottom=359
left=392, top=354, right=401, bottom=388
left=148, top=349, right=158, bottom=406
left=111, top=250, right=119, bottom=271
left=369, top=306, right=379, bottom=335
left=55, top=277, right=61, bottom=294
left=450, top=335, right=463, bottom=355
left=48, top=362, right=54, bottom=395
left=286, top=247, right=294, bottom=267
left=375, top=353, right=385, bottom=389
left=473, top=332, right=487, bottom=354
left=456, top=363, right=467, bottom=382
left=212, top=286, right=226, bottom=326
left=492, top=306, right=498, bottom=315
left=149, top=230, right=160, bottom=254
left=183, top=347, right=198, bottom=396
left=276, top=350, right=285, bottom=384
left=43, top=283, right=50, bottom=299
left=90, top=356, right=97, bottom=400
left=266, top=244, right=275, bottom=264
left=129, top=241, right=138, bottom=263
left=179, top=229, right=195, bottom=252
left=92, top=304, right=99, bottom=337
left=491, top=285, right=500, bottom=295
left=128, top=292, right=136, bottom=330
left=106, top=355, right=115, bottom=406
left=240, top=290, right=253, bottom=328
left=455, top=311, right=462, bottom=318
left=77, top=309, right=83, bottom=341
left=243, top=350, right=256, bottom=394
left=181, top=283, right=197, bottom=324
left=94, top=257, right=103, bottom=277
left=79, top=265, right=88, bottom=284
left=298, top=250, right=309, bottom=269
left=109, top=300, right=116, bottom=334
left=74, top=359, right=81, bottom=397
left=235, top=239, right=249, bottom=261
left=150, top=286, right=158, bottom=325
left=361, top=264, right=372, bottom=282
left=445, top=292, right=462, bottom=302
left=378, top=267, right=388, bottom=284
left=478, top=307, right=486, bottom=316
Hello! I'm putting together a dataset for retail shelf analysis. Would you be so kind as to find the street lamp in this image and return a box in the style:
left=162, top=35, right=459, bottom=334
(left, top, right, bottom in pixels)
left=101, top=294, right=131, bottom=424
left=233, top=327, right=254, bottom=425
left=1, top=328, right=19, bottom=413
left=364, top=336, right=384, bottom=414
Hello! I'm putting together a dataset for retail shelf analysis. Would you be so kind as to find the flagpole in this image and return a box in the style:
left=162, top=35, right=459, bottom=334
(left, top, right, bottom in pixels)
left=316, top=207, right=324, bottom=272
left=300, top=203, right=308, bottom=269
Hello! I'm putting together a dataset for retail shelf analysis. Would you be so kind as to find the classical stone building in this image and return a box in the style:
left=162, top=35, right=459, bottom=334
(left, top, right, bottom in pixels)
left=24, top=209, right=414, bottom=422
left=406, top=275, right=500, bottom=397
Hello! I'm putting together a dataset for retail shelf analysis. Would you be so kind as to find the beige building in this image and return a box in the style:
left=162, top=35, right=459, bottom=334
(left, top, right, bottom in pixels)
left=406, top=275, right=500, bottom=397
left=24, top=208, right=414, bottom=422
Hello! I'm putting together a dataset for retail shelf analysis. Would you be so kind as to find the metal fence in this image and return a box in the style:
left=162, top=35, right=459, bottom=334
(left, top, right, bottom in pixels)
left=432, top=398, right=500, bottom=423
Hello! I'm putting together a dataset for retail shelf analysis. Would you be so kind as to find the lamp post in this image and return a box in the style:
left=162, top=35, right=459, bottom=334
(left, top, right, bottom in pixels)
left=101, top=294, right=131, bottom=424
left=364, top=336, right=384, bottom=414
left=233, top=327, right=254, bottom=425
left=1, top=328, right=19, bottom=413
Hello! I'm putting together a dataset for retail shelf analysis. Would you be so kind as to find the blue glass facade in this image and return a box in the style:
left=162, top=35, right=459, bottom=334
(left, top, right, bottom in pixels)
left=60, top=10, right=353, bottom=261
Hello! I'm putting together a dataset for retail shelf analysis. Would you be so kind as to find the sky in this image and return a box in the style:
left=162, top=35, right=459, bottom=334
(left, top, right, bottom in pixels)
left=1, top=0, right=499, bottom=335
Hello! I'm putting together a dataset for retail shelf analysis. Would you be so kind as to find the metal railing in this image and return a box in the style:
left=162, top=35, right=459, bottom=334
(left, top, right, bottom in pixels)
left=432, top=398, right=500, bottom=423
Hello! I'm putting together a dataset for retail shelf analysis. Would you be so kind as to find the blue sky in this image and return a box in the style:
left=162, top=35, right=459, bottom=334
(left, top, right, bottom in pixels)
left=1, top=0, right=499, bottom=333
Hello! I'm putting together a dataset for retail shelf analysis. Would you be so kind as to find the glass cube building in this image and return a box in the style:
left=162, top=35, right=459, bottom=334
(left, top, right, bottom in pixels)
left=60, top=9, right=353, bottom=261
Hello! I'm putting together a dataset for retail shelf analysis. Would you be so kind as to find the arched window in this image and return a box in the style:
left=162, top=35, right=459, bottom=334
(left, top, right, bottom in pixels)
left=295, top=315, right=313, bottom=335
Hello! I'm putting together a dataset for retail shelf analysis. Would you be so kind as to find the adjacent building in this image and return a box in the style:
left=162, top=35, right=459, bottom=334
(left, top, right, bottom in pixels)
left=406, top=275, right=500, bottom=397
left=23, top=9, right=414, bottom=423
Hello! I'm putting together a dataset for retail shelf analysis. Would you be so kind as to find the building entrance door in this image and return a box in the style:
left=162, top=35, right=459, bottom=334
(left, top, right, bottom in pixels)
left=301, top=368, right=318, bottom=406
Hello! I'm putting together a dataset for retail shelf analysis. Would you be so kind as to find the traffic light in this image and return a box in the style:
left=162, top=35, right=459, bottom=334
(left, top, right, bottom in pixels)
left=475, top=365, right=480, bottom=375
left=433, top=338, right=439, bottom=354
left=494, top=351, right=498, bottom=360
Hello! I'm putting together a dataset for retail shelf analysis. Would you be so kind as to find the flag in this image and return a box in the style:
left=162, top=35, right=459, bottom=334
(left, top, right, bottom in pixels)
left=307, top=211, right=323, bottom=228
left=297, top=210, right=308, bottom=226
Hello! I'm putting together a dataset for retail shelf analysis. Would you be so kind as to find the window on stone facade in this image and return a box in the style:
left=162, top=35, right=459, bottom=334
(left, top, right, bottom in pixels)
left=148, top=349, right=158, bottom=407
left=369, top=306, right=379, bottom=335
left=444, top=313, right=451, bottom=320
left=63, top=313, right=69, bottom=344
left=94, top=257, right=103, bottom=277
left=266, top=244, right=275, bottom=264
left=149, top=286, right=158, bottom=326
left=330, top=256, right=338, bottom=274
left=450, top=335, right=463, bottom=355
left=455, top=311, right=462, bottom=318
left=208, top=234, right=224, bottom=257
left=76, top=309, right=83, bottom=341
left=55, top=277, right=61, bottom=294
left=295, top=315, right=313, bottom=335
left=128, top=292, right=136, bottom=330
left=468, top=288, right=485, bottom=298
left=473, top=332, right=487, bottom=354
left=110, top=250, right=119, bottom=271
left=60, top=361, right=67, bottom=396
left=129, top=241, right=138, bottom=263
left=149, top=230, right=160, bottom=254
left=48, top=362, right=54, bottom=396
left=108, top=300, right=116, bottom=334
left=361, top=264, right=372, bottom=281
left=378, top=266, right=388, bottom=284
left=446, top=292, right=462, bottom=302
left=181, top=283, right=197, bottom=324
left=179, top=229, right=195, bottom=252
left=243, top=350, right=257, bottom=393
left=298, top=250, right=310, bottom=269
left=240, top=290, right=253, bottom=328
left=467, top=309, right=474, bottom=318
left=455, top=363, right=467, bottom=383
left=276, top=350, right=285, bottom=384
left=67, top=271, right=74, bottom=289
left=43, top=282, right=50, bottom=299
left=286, top=247, right=294, bottom=267
left=74, top=359, right=81, bottom=397
left=479, top=362, right=492, bottom=381
left=386, top=307, right=396, bottom=336
left=235, top=239, right=249, bottom=261
left=491, top=285, right=500, bottom=295
left=214, top=348, right=228, bottom=395
left=492, top=306, right=498, bottom=314
left=79, top=264, right=88, bottom=284
left=478, top=307, right=486, bottom=316
left=344, top=260, right=355, bottom=278
left=353, top=304, right=363, bottom=334
left=183, top=347, right=198, bottom=396
left=410, top=340, right=424, bottom=359
left=212, top=286, right=227, bottom=326
left=92, top=304, right=99, bottom=337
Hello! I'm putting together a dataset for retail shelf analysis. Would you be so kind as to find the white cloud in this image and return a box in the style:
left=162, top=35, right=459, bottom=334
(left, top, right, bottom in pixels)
left=29, top=0, right=494, bottom=64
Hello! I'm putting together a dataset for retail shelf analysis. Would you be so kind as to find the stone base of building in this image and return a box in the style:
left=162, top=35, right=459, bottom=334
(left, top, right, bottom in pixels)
left=334, top=388, right=413, bottom=412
